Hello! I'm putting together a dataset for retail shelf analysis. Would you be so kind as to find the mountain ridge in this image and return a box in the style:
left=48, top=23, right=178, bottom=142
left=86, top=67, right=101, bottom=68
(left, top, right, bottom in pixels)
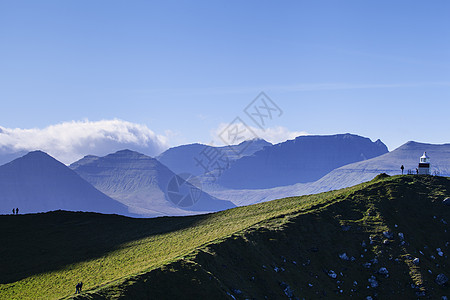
left=70, top=149, right=235, bottom=217
left=215, top=133, right=388, bottom=189
left=0, top=150, right=128, bottom=215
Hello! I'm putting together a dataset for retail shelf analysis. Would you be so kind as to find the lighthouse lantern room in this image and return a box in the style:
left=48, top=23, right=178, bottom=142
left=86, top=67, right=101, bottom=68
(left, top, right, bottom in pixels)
left=418, top=152, right=430, bottom=175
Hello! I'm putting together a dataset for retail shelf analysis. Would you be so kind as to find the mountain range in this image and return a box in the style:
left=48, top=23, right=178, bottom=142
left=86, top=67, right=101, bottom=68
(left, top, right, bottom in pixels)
left=1, top=134, right=450, bottom=217
left=70, top=150, right=235, bottom=217
left=214, top=133, right=388, bottom=189
left=156, top=138, right=271, bottom=176
left=205, top=140, right=450, bottom=206
left=0, top=151, right=128, bottom=215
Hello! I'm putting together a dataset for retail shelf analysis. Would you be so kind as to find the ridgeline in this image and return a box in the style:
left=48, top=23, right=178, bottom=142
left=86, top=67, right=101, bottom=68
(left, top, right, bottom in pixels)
left=1, top=175, right=449, bottom=299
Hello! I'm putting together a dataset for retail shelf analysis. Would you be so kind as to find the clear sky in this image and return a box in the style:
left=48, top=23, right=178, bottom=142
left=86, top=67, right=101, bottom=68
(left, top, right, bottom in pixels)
left=1, top=0, right=449, bottom=155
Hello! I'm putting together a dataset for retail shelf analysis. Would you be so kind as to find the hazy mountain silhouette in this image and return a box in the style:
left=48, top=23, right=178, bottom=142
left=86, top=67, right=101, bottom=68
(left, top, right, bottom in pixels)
left=157, top=139, right=271, bottom=176
left=70, top=150, right=235, bottom=217
left=205, top=140, right=450, bottom=207
left=0, top=151, right=128, bottom=215
left=310, top=140, right=450, bottom=191
left=215, top=134, right=388, bottom=189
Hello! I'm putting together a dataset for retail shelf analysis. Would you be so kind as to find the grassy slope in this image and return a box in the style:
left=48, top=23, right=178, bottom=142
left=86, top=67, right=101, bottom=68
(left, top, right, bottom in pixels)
left=1, top=175, right=449, bottom=299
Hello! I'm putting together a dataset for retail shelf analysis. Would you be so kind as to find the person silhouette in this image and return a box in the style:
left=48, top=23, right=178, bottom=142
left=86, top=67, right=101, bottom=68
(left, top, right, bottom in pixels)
left=401, top=165, right=404, bottom=175
left=75, top=282, right=80, bottom=294
left=12, top=208, right=15, bottom=215
left=79, top=281, right=83, bottom=292
left=16, top=208, right=19, bottom=215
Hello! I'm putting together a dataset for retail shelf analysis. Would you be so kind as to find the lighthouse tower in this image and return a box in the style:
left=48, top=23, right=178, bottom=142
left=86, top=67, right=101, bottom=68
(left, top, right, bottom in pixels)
left=418, top=152, right=430, bottom=175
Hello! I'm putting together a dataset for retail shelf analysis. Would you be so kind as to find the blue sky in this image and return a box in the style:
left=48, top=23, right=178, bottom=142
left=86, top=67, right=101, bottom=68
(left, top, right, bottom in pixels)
left=1, top=0, right=449, bottom=154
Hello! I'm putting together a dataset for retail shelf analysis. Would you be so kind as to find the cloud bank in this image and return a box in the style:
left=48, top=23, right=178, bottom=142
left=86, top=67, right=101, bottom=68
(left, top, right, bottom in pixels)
left=212, top=122, right=308, bottom=146
left=0, top=120, right=169, bottom=164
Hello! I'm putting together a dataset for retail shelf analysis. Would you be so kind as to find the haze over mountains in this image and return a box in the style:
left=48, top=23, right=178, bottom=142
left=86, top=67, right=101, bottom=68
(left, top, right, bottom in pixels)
left=215, top=134, right=388, bottom=189
left=0, top=151, right=128, bottom=215
left=206, top=140, right=450, bottom=207
left=70, top=150, right=235, bottom=217
left=311, top=140, right=450, bottom=192
left=157, top=139, right=271, bottom=176
left=1, top=133, right=449, bottom=217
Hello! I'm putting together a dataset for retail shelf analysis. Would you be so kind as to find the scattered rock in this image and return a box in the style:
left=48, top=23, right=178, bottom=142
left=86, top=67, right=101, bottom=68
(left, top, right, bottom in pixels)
left=443, top=197, right=450, bottom=206
left=383, top=231, right=394, bottom=239
left=442, top=296, right=448, bottom=300
left=231, top=289, right=242, bottom=295
left=328, top=270, right=337, bottom=279
left=413, top=258, right=420, bottom=265
left=353, top=281, right=358, bottom=286
left=398, top=232, right=404, bottom=240
left=362, top=241, right=367, bottom=248
left=383, top=239, right=390, bottom=245
left=431, top=255, right=436, bottom=260
left=371, top=258, right=379, bottom=264
left=368, top=276, right=378, bottom=288
left=280, top=282, right=294, bottom=298
left=366, top=296, right=373, bottom=300
left=437, top=248, right=444, bottom=257
left=442, top=219, right=448, bottom=225
left=436, top=274, right=449, bottom=286
left=378, top=267, right=389, bottom=277
left=339, top=253, right=350, bottom=261
left=364, top=262, right=372, bottom=268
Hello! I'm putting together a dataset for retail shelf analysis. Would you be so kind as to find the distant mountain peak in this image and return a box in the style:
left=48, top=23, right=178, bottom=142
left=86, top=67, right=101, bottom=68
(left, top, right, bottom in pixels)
left=16, top=150, right=60, bottom=165
left=0, top=151, right=128, bottom=215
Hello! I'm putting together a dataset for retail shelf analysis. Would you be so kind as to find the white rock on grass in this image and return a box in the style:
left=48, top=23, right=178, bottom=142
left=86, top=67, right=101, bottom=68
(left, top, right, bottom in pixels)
left=339, top=253, right=350, bottom=261
left=413, top=258, right=420, bottom=265
left=436, top=273, right=449, bottom=286
left=328, top=270, right=337, bottom=279
left=368, top=276, right=378, bottom=288
left=378, top=267, right=389, bottom=277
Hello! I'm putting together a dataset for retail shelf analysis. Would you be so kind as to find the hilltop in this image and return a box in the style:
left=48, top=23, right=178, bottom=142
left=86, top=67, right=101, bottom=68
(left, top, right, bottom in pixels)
left=0, top=175, right=449, bottom=299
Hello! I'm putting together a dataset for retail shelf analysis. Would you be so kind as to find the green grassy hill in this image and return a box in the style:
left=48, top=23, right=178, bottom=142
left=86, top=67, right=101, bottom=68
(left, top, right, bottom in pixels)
left=1, top=175, right=449, bottom=299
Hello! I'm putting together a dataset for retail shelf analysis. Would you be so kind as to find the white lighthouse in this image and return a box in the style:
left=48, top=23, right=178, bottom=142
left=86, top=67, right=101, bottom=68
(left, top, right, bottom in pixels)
left=418, top=152, right=430, bottom=175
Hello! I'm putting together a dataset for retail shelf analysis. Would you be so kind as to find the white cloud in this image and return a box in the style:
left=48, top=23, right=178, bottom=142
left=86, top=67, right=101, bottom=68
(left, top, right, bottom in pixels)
left=212, top=122, right=308, bottom=146
left=0, top=119, right=169, bottom=164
